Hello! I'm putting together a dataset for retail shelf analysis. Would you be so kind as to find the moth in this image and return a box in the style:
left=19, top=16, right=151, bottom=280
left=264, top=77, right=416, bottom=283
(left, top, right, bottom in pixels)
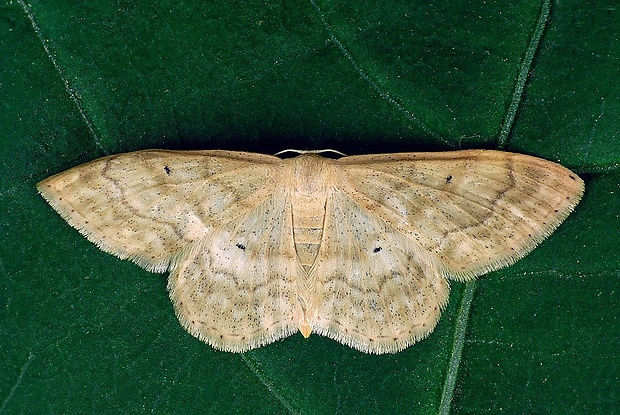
left=37, top=149, right=584, bottom=354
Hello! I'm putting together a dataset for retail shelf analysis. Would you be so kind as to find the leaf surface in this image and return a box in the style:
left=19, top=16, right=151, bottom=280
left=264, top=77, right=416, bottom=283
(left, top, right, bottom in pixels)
left=1, top=1, right=618, bottom=413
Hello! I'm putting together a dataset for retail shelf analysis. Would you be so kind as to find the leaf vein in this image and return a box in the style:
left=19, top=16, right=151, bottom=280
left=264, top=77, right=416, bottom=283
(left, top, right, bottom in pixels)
left=240, top=354, right=300, bottom=415
left=16, top=0, right=105, bottom=154
left=438, top=281, right=477, bottom=415
left=0, top=353, right=33, bottom=414
left=307, top=0, right=443, bottom=143
left=498, top=0, right=552, bottom=148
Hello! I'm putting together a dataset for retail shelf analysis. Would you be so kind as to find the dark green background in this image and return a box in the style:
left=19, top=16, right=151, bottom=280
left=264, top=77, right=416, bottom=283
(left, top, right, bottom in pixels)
left=1, top=0, right=618, bottom=413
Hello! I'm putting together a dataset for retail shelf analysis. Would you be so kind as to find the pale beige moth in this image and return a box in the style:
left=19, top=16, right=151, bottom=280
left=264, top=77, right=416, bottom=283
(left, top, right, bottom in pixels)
left=37, top=150, right=584, bottom=354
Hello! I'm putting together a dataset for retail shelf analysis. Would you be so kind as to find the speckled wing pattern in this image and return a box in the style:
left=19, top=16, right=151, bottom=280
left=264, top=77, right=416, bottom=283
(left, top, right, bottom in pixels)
left=309, top=190, right=450, bottom=353
left=37, top=150, right=283, bottom=272
left=336, top=151, right=585, bottom=279
left=37, top=149, right=584, bottom=354
left=167, top=194, right=303, bottom=352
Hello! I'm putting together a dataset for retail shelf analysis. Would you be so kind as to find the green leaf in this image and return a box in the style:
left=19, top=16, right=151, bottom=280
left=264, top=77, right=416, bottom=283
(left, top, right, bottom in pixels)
left=1, top=0, right=618, bottom=414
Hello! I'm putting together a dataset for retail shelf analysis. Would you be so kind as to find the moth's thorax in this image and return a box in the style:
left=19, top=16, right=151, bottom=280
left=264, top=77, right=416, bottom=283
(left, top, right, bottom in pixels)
left=289, top=154, right=334, bottom=196
left=286, top=154, right=335, bottom=270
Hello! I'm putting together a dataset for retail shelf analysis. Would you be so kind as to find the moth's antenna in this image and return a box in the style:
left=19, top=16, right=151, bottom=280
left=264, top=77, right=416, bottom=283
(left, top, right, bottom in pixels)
left=275, top=149, right=347, bottom=157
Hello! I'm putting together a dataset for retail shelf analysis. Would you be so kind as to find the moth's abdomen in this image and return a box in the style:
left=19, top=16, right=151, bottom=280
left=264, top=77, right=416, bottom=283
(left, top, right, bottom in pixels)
left=291, top=196, right=326, bottom=271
